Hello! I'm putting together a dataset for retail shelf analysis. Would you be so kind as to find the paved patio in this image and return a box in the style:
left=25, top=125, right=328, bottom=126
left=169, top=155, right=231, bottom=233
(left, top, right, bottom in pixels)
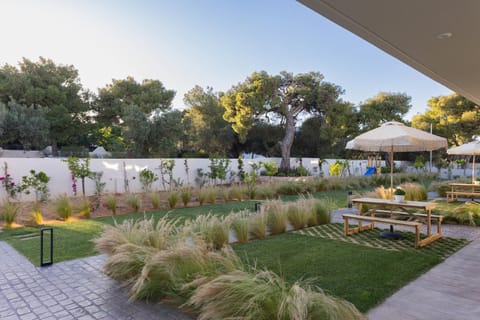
left=0, top=242, right=192, bottom=320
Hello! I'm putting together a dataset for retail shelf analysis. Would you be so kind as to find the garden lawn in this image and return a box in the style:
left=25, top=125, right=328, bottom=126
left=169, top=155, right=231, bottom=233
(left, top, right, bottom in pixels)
left=0, top=200, right=260, bottom=266
left=0, top=190, right=351, bottom=266
left=233, top=232, right=441, bottom=313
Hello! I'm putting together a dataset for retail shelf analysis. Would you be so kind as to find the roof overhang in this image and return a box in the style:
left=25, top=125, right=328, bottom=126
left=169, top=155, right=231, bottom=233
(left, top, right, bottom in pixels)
left=298, top=0, right=480, bottom=105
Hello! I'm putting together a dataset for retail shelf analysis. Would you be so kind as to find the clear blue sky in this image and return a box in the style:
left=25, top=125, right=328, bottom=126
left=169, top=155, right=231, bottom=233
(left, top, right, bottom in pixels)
left=1, top=0, right=451, bottom=119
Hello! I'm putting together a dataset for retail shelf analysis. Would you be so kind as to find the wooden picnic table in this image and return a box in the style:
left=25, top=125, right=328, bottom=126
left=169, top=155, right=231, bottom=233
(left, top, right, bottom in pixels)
left=446, top=183, right=480, bottom=202
left=345, top=197, right=441, bottom=247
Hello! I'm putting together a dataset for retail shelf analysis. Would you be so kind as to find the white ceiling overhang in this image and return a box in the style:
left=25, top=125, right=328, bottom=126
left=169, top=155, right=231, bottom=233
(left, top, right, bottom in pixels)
left=298, top=0, right=480, bottom=105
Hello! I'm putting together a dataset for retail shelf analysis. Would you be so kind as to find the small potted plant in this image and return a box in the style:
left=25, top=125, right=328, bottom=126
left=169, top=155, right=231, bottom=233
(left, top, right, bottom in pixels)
left=394, top=188, right=406, bottom=202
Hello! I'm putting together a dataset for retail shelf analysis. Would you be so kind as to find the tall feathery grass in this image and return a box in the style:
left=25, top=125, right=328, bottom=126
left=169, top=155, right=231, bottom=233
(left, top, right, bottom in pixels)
left=124, top=194, right=141, bottom=212
left=130, top=242, right=243, bottom=302
left=180, top=187, right=192, bottom=207
left=400, top=182, right=428, bottom=201
left=186, top=214, right=232, bottom=249
left=263, top=199, right=288, bottom=234
left=197, top=189, right=208, bottom=206
left=230, top=186, right=244, bottom=201
left=206, top=187, right=217, bottom=204
left=230, top=210, right=252, bottom=243
left=77, top=197, right=92, bottom=218
left=31, top=201, right=43, bottom=225
left=249, top=212, right=267, bottom=239
left=287, top=203, right=310, bottom=230
left=221, top=187, right=230, bottom=202
left=104, top=194, right=117, bottom=215
left=188, top=269, right=365, bottom=320
left=149, top=192, right=161, bottom=210
left=449, top=203, right=480, bottom=226
left=167, top=191, right=180, bottom=209
left=53, top=194, right=73, bottom=221
left=1, top=200, right=20, bottom=228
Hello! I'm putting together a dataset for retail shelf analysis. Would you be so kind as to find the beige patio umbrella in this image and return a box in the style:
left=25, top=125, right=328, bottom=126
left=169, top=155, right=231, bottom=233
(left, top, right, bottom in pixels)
left=447, top=141, right=480, bottom=183
left=346, top=121, right=448, bottom=193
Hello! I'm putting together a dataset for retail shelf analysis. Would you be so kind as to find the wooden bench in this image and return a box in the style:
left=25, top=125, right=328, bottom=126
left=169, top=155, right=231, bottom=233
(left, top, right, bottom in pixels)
left=370, top=209, right=443, bottom=235
left=343, top=213, right=423, bottom=247
left=446, top=191, right=480, bottom=203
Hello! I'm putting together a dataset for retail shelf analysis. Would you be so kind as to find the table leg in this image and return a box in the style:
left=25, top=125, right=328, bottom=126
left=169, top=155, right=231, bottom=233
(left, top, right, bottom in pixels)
left=427, top=208, right=431, bottom=237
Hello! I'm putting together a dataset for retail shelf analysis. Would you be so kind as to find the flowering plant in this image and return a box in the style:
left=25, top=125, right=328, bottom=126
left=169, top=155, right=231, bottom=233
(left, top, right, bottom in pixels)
left=0, top=162, right=20, bottom=199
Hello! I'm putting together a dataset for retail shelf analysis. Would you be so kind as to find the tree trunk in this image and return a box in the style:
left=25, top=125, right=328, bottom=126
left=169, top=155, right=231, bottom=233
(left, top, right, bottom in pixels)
left=280, top=113, right=296, bottom=171
left=51, top=140, right=58, bottom=157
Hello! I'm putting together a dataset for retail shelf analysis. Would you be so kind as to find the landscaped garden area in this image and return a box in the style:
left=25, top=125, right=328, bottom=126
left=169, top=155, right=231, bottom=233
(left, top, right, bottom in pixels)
left=0, top=169, right=476, bottom=318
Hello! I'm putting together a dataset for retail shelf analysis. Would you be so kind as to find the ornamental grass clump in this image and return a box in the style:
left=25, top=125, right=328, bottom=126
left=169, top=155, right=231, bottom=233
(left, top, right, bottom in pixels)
left=249, top=212, right=267, bottom=239
left=149, top=192, right=161, bottom=210
left=230, top=210, right=252, bottom=243
left=94, top=216, right=180, bottom=255
left=400, top=182, right=427, bottom=201
left=130, top=241, right=243, bottom=302
left=287, top=202, right=310, bottom=230
left=186, top=214, right=231, bottom=249
left=104, top=194, right=117, bottom=215
left=180, top=187, right=192, bottom=207
left=450, top=203, right=480, bottom=226
left=31, top=202, right=43, bottom=225
left=125, top=194, right=141, bottom=212
left=167, top=191, right=180, bottom=209
left=230, top=186, right=244, bottom=201
left=197, top=188, right=208, bottom=206
left=206, top=187, right=217, bottom=204
left=77, top=197, right=92, bottom=219
left=53, top=194, right=72, bottom=221
left=263, top=199, right=288, bottom=235
left=188, top=269, right=365, bottom=320
left=1, top=200, right=19, bottom=228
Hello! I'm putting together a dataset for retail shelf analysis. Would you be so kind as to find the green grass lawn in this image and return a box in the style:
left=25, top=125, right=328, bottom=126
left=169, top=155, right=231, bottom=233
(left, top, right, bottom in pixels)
left=233, top=232, right=441, bottom=312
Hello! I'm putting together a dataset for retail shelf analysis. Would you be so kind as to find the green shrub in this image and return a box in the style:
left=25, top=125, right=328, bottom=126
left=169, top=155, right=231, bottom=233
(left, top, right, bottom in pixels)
left=125, top=194, right=141, bottom=212
left=167, top=191, right=180, bottom=209
left=149, top=192, right=161, bottom=210
left=53, top=194, right=73, bottom=221
left=104, top=194, right=117, bottom=215
left=188, top=269, right=365, bottom=320
left=0, top=200, right=20, bottom=228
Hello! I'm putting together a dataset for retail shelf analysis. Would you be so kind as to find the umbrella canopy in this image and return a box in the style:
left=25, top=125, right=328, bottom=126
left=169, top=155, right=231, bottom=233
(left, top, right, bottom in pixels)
left=346, top=121, right=448, bottom=192
left=447, top=141, right=480, bottom=183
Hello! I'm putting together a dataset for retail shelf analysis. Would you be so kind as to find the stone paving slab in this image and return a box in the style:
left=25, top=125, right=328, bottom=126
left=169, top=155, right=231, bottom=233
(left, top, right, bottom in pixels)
left=0, top=242, right=193, bottom=320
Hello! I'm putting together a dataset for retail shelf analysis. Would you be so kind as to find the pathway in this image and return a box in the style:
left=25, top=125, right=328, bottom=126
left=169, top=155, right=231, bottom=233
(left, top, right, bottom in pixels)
left=0, top=242, right=192, bottom=320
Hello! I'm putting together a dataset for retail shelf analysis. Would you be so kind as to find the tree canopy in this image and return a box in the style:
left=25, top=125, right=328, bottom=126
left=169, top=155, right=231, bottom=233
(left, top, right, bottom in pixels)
left=412, top=93, right=480, bottom=146
left=221, top=71, right=343, bottom=170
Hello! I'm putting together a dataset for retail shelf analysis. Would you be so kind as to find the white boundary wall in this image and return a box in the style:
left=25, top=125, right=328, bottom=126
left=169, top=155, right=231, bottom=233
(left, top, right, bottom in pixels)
left=0, top=157, right=418, bottom=201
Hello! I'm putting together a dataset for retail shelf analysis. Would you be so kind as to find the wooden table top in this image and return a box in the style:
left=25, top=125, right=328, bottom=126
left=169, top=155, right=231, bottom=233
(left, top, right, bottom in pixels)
left=449, top=183, right=480, bottom=187
left=352, top=197, right=436, bottom=210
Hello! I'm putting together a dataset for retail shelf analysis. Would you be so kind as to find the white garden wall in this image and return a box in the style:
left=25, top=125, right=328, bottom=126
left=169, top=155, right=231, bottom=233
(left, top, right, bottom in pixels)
left=0, top=157, right=415, bottom=201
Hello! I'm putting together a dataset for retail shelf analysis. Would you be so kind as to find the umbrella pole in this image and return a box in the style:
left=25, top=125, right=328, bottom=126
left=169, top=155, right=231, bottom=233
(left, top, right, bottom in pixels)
left=390, top=145, right=394, bottom=199
left=473, top=155, right=476, bottom=184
